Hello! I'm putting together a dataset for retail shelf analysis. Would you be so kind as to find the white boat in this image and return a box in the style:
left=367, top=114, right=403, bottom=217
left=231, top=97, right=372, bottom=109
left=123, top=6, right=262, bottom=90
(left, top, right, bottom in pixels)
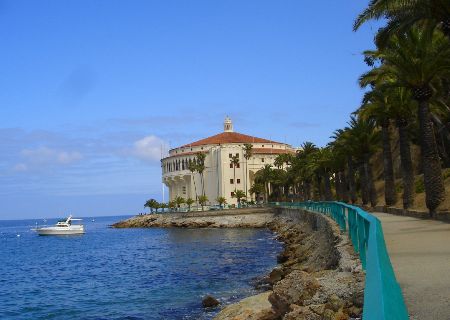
left=33, top=215, right=85, bottom=235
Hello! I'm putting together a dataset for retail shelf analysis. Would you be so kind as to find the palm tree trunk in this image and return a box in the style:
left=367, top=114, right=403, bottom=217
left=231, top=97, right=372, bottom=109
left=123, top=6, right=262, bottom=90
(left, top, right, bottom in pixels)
left=340, top=171, right=349, bottom=203
left=347, top=156, right=357, bottom=203
left=359, top=164, right=369, bottom=205
left=323, top=171, right=332, bottom=201
left=233, top=166, right=237, bottom=192
left=334, top=172, right=342, bottom=201
left=396, top=117, right=415, bottom=209
left=192, top=175, right=198, bottom=203
left=381, top=121, right=397, bottom=206
left=364, top=154, right=377, bottom=207
left=417, top=98, right=445, bottom=215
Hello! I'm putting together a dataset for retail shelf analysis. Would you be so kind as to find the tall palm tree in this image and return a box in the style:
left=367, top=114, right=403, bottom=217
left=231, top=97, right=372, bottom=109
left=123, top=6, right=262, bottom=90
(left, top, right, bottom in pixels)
left=188, top=160, right=199, bottom=202
left=243, top=143, right=253, bottom=198
left=255, top=164, right=273, bottom=203
left=357, top=88, right=397, bottom=206
left=360, top=27, right=450, bottom=214
left=195, top=152, right=207, bottom=197
left=230, top=155, right=240, bottom=193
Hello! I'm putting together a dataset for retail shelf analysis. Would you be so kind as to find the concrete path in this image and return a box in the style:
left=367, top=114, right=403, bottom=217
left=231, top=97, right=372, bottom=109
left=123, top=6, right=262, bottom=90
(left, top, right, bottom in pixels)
left=372, top=212, right=450, bottom=320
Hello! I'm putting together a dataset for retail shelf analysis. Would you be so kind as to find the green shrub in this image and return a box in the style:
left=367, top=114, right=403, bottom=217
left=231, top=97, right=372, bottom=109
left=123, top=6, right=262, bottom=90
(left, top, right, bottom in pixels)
left=395, top=181, right=403, bottom=193
left=415, top=177, right=425, bottom=194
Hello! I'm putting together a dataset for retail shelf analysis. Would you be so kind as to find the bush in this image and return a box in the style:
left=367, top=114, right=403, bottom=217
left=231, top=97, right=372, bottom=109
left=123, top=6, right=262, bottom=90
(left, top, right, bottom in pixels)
left=395, top=181, right=403, bottom=193
left=415, top=177, right=425, bottom=194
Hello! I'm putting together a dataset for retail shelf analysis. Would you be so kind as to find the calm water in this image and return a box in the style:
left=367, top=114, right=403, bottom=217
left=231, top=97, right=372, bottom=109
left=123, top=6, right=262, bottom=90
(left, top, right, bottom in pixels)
left=0, top=215, right=282, bottom=320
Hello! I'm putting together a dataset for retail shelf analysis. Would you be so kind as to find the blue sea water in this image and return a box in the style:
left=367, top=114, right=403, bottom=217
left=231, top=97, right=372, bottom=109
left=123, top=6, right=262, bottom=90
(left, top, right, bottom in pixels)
left=0, top=215, right=282, bottom=320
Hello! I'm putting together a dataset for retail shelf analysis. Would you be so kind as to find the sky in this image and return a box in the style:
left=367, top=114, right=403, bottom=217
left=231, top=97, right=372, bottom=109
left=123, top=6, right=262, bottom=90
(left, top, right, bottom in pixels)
left=0, top=0, right=382, bottom=219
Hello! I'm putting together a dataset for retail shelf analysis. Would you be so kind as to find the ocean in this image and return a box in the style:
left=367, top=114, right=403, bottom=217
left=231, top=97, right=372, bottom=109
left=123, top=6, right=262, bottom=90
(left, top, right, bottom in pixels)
left=0, top=215, right=282, bottom=320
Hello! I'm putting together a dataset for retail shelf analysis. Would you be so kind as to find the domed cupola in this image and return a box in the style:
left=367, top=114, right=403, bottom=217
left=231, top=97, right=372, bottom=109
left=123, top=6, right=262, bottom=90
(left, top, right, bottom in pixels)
left=224, top=116, right=233, bottom=132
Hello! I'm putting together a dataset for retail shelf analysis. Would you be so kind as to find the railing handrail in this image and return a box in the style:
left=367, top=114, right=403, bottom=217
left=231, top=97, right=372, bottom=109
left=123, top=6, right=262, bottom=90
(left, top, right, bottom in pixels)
left=270, top=201, right=408, bottom=320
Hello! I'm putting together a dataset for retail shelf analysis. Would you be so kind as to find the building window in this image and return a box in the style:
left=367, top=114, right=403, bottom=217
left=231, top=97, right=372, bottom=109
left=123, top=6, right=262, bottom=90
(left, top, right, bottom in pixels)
left=229, top=163, right=233, bottom=168
left=229, top=153, right=232, bottom=158
left=231, top=192, right=235, bottom=197
left=237, top=179, right=240, bottom=184
left=230, top=179, right=234, bottom=184
left=262, top=145, right=264, bottom=147
left=182, top=186, right=186, bottom=194
left=235, top=153, right=239, bottom=157
left=236, top=163, right=240, bottom=168
left=261, top=158, right=265, bottom=162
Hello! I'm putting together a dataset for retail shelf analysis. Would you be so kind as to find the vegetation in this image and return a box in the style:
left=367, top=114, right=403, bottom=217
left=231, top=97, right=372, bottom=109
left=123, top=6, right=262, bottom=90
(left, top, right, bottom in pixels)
left=185, top=198, right=195, bottom=211
left=216, top=196, right=227, bottom=209
left=144, top=199, right=159, bottom=213
left=243, top=143, right=253, bottom=198
left=174, top=196, right=185, bottom=211
left=230, top=154, right=240, bottom=192
left=232, top=190, right=246, bottom=207
left=248, top=2, right=450, bottom=215
left=198, top=195, right=208, bottom=211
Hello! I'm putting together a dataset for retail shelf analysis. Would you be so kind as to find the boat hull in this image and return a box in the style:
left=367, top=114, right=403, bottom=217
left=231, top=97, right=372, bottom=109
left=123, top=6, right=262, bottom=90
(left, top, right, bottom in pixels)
left=35, top=227, right=85, bottom=236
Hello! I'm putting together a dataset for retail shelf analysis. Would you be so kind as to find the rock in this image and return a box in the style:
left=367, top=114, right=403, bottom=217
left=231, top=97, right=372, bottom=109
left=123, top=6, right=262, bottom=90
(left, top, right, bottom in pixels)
left=213, top=291, right=275, bottom=320
left=309, top=304, right=325, bottom=316
left=202, top=295, right=220, bottom=308
left=325, top=294, right=344, bottom=312
left=269, top=270, right=320, bottom=317
left=276, top=251, right=289, bottom=263
left=283, top=305, right=321, bottom=320
left=323, top=309, right=335, bottom=320
left=268, top=268, right=283, bottom=284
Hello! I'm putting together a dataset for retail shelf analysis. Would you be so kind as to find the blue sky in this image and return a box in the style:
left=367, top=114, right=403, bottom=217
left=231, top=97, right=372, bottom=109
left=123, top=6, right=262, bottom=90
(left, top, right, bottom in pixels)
left=0, top=0, right=381, bottom=219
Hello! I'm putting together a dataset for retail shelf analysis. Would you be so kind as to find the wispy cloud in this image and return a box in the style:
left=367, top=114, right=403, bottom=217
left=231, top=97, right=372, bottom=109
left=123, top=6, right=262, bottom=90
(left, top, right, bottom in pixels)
left=16, top=146, right=83, bottom=170
left=130, top=135, right=166, bottom=162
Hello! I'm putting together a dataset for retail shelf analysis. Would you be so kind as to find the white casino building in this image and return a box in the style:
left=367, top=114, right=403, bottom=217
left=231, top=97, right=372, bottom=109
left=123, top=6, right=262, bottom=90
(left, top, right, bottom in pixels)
left=161, top=117, right=294, bottom=206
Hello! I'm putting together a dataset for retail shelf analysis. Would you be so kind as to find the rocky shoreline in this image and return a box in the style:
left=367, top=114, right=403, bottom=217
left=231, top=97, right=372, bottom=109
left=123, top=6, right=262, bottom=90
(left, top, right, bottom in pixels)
left=113, top=208, right=365, bottom=319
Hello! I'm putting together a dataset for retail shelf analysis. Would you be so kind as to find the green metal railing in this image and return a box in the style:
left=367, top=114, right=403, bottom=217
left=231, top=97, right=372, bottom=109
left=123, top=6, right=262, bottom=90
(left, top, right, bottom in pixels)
left=270, top=201, right=408, bottom=320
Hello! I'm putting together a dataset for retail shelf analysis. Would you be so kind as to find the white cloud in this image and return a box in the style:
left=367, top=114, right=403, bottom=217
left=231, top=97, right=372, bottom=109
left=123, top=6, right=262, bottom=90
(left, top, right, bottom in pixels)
left=20, top=147, right=83, bottom=166
left=132, top=135, right=165, bottom=162
left=13, top=163, right=28, bottom=172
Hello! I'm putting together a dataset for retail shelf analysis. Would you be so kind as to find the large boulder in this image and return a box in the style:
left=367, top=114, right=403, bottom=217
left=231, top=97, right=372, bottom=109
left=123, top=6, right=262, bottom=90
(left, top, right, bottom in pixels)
left=269, top=270, right=320, bottom=317
left=213, top=291, right=275, bottom=320
left=202, top=295, right=220, bottom=308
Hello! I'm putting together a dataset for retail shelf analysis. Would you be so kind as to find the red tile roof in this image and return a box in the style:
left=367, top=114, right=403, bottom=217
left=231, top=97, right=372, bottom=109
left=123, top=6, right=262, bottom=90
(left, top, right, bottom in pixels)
left=180, top=132, right=283, bottom=148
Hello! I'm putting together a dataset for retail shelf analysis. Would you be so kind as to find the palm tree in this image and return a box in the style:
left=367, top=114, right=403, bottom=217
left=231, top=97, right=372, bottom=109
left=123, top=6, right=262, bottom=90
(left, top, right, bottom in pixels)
left=160, top=202, right=168, bottom=213
left=249, top=183, right=264, bottom=203
left=168, top=200, right=176, bottom=212
left=230, top=155, right=240, bottom=192
left=360, top=27, right=449, bottom=214
left=185, top=198, right=195, bottom=211
left=243, top=143, right=253, bottom=198
left=216, top=196, right=227, bottom=209
left=188, top=160, right=199, bottom=202
left=357, top=88, right=397, bottom=206
left=174, top=196, right=185, bottom=212
left=144, top=199, right=159, bottom=214
left=195, top=153, right=207, bottom=197
left=198, top=195, right=208, bottom=211
left=232, top=190, right=246, bottom=208
left=255, top=164, right=273, bottom=203
left=354, top=0, right=450, bottom=43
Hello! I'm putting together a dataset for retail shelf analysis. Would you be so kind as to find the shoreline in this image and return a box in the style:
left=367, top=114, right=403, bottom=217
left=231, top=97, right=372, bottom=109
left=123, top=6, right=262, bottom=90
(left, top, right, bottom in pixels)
left=113, top=208, right=365, bottom=319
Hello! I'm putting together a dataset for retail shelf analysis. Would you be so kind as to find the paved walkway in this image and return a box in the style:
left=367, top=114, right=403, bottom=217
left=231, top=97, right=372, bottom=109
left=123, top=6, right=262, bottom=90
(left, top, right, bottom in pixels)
left=372, top=212, right=450, bottom=320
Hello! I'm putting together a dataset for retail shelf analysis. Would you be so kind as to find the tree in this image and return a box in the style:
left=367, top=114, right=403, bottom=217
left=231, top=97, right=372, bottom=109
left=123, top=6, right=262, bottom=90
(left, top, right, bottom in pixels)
left=354, top=0, right=450, bottom=43
left=232, top=190, right=246, bottom=208
left=243, top=143, right=253, bottom=199
left=230, top=154, right=240, bottom=192
left=357, top=88, right=397, bottom=205
left=188, top=160, right=199, bottom=202
left=174, top=196, right=185, bottom=211
left=216, top=196, right=227, bottom=209
left=360, top=27, right=449, bottom=214
left=255, top=164, right=273, bottom=203
left=249, top=183, right=264, bottom=203
left=160, top=202, right=168, bottom=213
left=168, top=200, right=176, bottom=212
left=144, top=199, right=159, bottom=214
left=195, top=153, right=207, bottom=196
left=185, top=198, right=195, bottom=211
left=198, top=195, right=208, bottom=211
